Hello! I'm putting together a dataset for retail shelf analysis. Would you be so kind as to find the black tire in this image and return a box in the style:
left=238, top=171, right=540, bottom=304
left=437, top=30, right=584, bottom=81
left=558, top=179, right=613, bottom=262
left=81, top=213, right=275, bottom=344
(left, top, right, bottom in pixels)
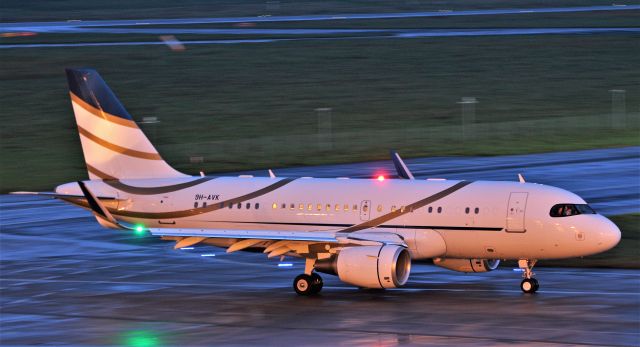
left=310, top=272, right=323, bottom=294
left=531, top=278, right=539, bottom=292
left=520, top=278, right=539, bottom=294
left=293, top=274, right=314, bottom=296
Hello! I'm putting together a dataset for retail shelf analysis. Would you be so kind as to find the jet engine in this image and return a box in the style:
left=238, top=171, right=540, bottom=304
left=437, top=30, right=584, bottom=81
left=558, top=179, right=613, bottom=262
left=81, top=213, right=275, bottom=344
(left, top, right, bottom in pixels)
left=433, top=258, right=500, bottom=273
left=315, top=245, right=411, bottom=288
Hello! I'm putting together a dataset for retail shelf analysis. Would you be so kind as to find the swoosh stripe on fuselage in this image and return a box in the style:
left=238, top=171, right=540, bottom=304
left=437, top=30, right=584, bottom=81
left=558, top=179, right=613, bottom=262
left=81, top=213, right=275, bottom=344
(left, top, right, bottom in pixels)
left=108, top=177, right=298, bottom=219
left=103, top=177, right=216, bottom=195
left=339, top=180, right=473, bottom=233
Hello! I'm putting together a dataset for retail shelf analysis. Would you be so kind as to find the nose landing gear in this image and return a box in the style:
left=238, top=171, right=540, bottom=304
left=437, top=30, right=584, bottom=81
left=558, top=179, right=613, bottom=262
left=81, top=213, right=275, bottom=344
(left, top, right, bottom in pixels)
left=518, top=259, right=539, bottom=294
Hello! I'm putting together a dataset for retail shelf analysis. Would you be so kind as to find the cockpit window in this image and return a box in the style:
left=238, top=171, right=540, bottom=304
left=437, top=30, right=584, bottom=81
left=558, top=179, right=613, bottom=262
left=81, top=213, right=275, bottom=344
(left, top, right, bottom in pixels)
left=550, top=204, right=596, bottom=217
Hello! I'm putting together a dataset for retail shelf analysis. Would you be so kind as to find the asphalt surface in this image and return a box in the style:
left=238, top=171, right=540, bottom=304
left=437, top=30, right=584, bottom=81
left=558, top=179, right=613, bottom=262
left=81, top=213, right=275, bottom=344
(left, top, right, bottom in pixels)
left=1, top=147, right=639, bottom=346
left=3, top=5, right=639, bottom=29
left=2, top=5, right=639, bottom=48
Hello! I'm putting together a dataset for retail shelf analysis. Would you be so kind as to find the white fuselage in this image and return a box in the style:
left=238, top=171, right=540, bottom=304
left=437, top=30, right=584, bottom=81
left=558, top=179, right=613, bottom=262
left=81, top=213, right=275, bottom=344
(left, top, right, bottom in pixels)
left=57, top=176, right=621, bottom=261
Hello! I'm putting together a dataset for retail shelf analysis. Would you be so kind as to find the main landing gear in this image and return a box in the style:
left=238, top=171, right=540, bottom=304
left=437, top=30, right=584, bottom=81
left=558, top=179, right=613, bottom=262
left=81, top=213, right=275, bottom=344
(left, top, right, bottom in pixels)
left=518, top=259, right=539, bottom=294
left=293, top=258, right=323, bottom=296
left=293, top=273, right=323, bottom=296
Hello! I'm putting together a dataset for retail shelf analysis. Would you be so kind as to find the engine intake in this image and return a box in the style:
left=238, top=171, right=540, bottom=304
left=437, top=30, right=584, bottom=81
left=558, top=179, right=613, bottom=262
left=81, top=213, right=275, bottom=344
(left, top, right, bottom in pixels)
left=315, top=245, right=411, bottom=288
left=433, top=258, right=500, bottom=273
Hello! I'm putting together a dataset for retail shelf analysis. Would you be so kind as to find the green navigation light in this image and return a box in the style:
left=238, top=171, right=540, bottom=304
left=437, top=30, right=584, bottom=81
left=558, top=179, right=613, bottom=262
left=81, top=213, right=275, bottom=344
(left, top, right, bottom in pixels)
left=122, top=330, right=160, bottom=347
left=134, top=224, right=145, bottom=234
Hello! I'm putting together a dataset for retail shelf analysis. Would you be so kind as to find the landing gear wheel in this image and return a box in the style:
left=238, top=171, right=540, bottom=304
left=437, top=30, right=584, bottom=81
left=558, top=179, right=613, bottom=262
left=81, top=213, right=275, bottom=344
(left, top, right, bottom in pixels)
left=518, top=259, right=539, bottom=294
left=310, top=272, right=323, bottom=294
left=293, top=274, right=315, bottom=296
left=520, top=278, right=539, bottom=293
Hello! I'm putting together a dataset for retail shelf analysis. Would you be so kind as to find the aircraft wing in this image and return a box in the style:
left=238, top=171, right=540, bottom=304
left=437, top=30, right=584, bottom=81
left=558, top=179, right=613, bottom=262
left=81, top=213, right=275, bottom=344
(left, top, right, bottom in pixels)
left=150, top=227, right=406, bottom=257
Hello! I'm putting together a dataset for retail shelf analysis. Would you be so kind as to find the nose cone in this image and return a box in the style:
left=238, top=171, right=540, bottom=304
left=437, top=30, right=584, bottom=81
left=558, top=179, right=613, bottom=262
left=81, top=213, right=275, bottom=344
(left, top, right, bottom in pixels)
left=597, top=217, right=622, bottom=252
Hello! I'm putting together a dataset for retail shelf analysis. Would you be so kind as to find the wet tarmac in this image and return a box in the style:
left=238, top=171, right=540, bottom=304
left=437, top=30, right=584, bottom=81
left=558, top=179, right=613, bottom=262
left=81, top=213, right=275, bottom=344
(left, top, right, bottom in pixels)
left=1, top=183, right=639, bottom=345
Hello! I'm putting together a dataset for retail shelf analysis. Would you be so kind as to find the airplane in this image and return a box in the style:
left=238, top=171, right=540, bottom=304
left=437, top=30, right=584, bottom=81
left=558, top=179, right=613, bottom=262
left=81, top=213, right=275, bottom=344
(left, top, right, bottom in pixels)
left=14, top=68, right=621, bottom=296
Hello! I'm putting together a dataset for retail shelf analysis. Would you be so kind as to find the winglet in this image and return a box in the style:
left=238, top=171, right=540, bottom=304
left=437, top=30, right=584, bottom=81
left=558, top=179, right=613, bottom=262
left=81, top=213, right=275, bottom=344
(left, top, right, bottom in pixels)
left=77, top=181, right=124, bottom=229
left=390, top=150, right=415, bottom=180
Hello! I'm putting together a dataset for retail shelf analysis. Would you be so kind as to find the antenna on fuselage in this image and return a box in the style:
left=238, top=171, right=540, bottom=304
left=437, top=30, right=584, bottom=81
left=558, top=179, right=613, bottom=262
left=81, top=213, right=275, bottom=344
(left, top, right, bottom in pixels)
left=268, top=169, right=276, bottom=178
left=518, top=173, right=526, bottom=183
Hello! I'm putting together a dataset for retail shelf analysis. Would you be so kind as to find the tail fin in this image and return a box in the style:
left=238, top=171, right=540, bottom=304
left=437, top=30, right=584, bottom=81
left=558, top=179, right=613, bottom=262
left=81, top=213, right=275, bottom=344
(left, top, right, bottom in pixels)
left=66, top=68, right=187, bottom=180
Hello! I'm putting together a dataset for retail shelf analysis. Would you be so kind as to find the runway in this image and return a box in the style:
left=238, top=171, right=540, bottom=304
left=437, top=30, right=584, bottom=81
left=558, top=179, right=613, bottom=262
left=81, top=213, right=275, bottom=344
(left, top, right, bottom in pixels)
left=1, top=5, right=639, bottom=49
left=3, top=5, right=639, bottom=29
left=1, top=148, right=639, bottom=346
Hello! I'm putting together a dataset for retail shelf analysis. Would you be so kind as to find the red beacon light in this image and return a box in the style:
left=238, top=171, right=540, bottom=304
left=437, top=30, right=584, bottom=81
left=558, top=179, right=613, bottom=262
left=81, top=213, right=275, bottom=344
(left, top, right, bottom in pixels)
left=377, top=175, right=385, bottom=182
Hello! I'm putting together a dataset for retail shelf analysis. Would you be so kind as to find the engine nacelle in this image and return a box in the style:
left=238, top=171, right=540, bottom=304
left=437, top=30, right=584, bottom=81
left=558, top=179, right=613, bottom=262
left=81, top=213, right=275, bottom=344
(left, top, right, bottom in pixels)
left=315, top=245, right=411, bottom=288
left=433, top=258, right=500, bottom=273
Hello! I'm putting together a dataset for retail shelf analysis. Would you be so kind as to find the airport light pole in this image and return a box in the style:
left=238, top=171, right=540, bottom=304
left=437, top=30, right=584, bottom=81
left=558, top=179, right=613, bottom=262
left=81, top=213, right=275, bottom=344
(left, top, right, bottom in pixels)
left=458, top=97, right=478, bottom=141
left=608, top=89, right=626, bottom=129
left=315, top=107, right=333, bottom=150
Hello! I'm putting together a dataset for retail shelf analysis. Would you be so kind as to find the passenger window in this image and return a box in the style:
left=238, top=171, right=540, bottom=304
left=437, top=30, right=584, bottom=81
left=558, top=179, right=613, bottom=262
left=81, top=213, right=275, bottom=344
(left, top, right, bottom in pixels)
left=203, top=202, right=207, bottom=208
left=428, top=206, right=433, bottom=213
left=335, top=204, right=341, bottom=211
left=246, top=203, right=250, bottom=209
left=308, top=203, right=313, bottom=211
left=272, top=203, right=277, bottom=209
left=391, top=205, right=396, bottom=212
left=290, top=203, right=295, bottom=210
left=400, top=206, right=405, bottom=213
left=317, top=204, right=322, bottom=211
left=219, top=202, right=224, bottom=208
left=255, top=203, right=260, bottom=209
left=437, top=207, right=442, bottom=213
left=353, top=204, right=358, bottom=211
left=465, top=207, right=470, bottom=214
left=281, top=203, right=286, bottom=209
left=344, top=204, right=349, bottom=211
left=474, top=207, right=479, bottom=214
left=194, top=202, right=198, bottom=208
left=326, top=204, right=331, bottom=212
left=377, top=205, right=383, bottom=212
left=237, top=203, right=241, bottom=209
left=229, top=203, right=233, bottom=209
left=299, top=203, right=304, bottom=210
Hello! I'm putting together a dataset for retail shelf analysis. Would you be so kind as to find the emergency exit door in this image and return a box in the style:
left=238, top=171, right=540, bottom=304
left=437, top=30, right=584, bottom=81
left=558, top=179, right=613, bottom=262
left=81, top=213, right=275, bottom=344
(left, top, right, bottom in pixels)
left=506, top=192, right=528, bottom=232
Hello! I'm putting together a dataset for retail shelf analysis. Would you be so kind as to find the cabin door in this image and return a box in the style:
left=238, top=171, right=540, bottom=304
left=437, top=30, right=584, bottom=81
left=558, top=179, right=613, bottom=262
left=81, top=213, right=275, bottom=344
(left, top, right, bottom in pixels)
left=506, top=192, right=528, bottom=232
left=359, top=200, right=371, bottom=221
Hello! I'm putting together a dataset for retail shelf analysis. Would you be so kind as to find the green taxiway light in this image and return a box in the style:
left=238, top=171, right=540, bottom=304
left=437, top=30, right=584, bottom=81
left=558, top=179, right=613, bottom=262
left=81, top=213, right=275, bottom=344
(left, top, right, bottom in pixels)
left=122, top=330, right=160, bottom=347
